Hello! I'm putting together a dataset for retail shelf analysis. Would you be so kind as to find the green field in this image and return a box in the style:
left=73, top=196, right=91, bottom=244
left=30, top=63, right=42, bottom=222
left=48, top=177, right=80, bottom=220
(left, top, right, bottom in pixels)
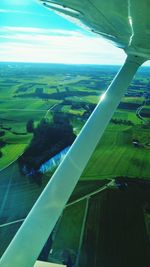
left=0, top=63, right=150, bottom=265
left=48, top=181, right=150, bottom=266
left=0, top=63, right=149, bottom=172
left=0, top=162, right=52, bottom=256
left=79, top=188, right=150, bottom=267
left=49, top=200, right=86, bottom=264
left=81, top=124, right=150, bottom=180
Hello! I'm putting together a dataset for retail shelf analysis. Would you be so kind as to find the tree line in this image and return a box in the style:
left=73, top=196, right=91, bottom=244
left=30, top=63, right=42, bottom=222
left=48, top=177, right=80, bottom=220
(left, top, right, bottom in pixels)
left=19, top=112, right=76, bottom=181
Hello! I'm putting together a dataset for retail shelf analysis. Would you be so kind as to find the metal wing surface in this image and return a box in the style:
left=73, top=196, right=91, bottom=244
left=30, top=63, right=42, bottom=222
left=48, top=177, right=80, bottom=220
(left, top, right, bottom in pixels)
left=40, top=0, right=150, bottom=59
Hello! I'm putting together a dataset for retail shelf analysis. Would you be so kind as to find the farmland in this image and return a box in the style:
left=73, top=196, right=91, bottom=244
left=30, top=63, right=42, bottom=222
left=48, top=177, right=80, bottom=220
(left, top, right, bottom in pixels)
left=81, top=124, right=150, bottom=180
left=0, top=62, right=150, bottom=265
left=0, top=162, right=52, bottom=255
left=79, top=186, right=150, bottom=267
left=0, top=62, right=149, bottom=172
left=48, top=180, right=150, bottom=267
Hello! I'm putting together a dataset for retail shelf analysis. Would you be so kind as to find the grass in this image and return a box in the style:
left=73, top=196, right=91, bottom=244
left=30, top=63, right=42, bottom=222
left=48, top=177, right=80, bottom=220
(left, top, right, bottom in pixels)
left=0, top=69, right=149, bottom=179
left=113, top=109, right=140, bottom=124
left=0, top=162, right=52, bottom=256
left=0, top=72, right=92, bottom=169
left=132, top=125, right=150, bottom=144
left=0, top=64, right=149, bottom=171
left=0, top=221, right=23, bottom=256
left=49, top=179, right=108, bottom=264
left=0, top=63, right=150, bottom=262
left=0, top=165, right=108, bottom=258
left=0, top=103, right=53, bottom=169
left=81, top=124, right=150, bottom=180
left=50, top=200, right=86, bottom=264
left=62, top=105, right=85, bottom=116
left=79, top=188, right=150, bottom=267
left=144, top=212, right=150, bottom=242
left=123, top=96, right=145, bottom=104
left=69, top=180, right=108, bottom=202
left=0, top=144, right=27, bottom=170
left=80, top=95, right=100, bottom=104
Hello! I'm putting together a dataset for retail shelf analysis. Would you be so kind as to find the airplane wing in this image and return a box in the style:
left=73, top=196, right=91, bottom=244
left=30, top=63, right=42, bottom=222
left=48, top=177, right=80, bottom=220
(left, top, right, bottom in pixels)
left=40, top=0, right=150, bottom=59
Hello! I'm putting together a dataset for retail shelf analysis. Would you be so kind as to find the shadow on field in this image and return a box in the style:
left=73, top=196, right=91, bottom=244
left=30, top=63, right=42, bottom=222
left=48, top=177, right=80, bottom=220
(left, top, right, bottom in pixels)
left=79, top=185, right=150, bottom=267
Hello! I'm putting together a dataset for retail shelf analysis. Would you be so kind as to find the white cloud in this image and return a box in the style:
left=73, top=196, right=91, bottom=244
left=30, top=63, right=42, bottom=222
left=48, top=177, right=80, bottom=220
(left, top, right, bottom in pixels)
left=0, top=26, right=126, bottom=64
left=1, top=26, right=85, bottom=37
left=0, top=9, right=9, bottom=13
left=0, top=9, right=48, bottom=16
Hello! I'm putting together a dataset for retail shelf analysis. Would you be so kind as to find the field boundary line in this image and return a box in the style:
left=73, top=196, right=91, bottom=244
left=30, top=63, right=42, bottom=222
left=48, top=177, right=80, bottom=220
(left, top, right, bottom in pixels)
left=66, top=180, right=114, bottom=207
left=0, top=181, right=114, bottom=228
left=0, top=218, right=25, bottom=228
left=0, top=164, right=16, bottom=217
left=44, top=103, right=59, bottom=118
left=75, top=197, right=90, bottom=267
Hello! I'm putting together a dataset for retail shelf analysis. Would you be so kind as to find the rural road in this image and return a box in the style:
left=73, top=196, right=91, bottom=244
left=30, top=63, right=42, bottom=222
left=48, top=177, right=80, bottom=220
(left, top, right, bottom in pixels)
left=44, top=103, right=59, bottom=118
left=136, top=99, right=147, bottom=122
left=75, top=197, right=90, bottom=267
left=0, top=179, right=115, bottom=228
left=67, top=179, right=115, bottom=207
left=0, top=218, right=25, bottom=228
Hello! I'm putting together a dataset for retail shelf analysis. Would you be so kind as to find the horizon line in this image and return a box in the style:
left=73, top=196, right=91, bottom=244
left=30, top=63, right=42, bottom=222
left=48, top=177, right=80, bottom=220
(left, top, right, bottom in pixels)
left=0, top=61, right=150, bottom=68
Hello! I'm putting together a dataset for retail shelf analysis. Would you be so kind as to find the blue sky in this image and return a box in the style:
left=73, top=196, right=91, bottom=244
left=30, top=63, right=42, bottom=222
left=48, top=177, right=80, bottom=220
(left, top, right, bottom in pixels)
left=0, top=0, right=127, bottom=64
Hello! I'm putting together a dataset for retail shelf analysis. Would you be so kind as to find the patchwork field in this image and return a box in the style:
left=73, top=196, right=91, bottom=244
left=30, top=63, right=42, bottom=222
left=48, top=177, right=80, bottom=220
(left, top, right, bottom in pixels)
left=81, top=124, right=150, bottom=180
left=0, top=62, right=150, bottom=265
left=0, top=63, right=149, bottom=171
left=79, top=187, right=150, bottom=267
left=0, top=162, right=52, bottom=256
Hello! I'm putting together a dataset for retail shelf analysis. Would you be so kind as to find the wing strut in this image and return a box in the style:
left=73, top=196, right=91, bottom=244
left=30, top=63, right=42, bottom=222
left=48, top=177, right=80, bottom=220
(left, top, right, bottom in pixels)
left=0, top=55, right=146, bottom=267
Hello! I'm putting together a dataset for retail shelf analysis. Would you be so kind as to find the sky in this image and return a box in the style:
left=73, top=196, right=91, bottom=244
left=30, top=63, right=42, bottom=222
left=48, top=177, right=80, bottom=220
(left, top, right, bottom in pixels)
left=0, top=0, right=128, bottom=65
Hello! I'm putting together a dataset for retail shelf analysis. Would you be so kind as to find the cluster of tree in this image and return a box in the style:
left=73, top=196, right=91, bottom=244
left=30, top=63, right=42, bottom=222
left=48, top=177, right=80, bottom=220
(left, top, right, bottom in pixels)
left=16, top=86, right=29, bottom=93
left=11, top=131, right=27, bottom=136
left=65, top=86, right=70, bottom=93
left=35, top=88, right=44, bottom=96
left=111, top=118, right=134, bottom=126
left=71, top=102, right=96, bottom=111
left=0, top=139, right=6, bottom=148
left=14, top=89, right=98, bottom=101
left=132, top=125, right=150, bottom=147
left=0, top=130, right=5, bottom=137
left=0, top=139, right=6, bottom=158
left=19, top=113, right=76, bottom=178
left=1, top=126, right=11, bottom=131
left=26, top=119, right=34, bottom=133
left=140, top=109, right=150, bottom=118
left=1, top=125, right=26, bottom=136
left=118, top=102, right=140, bottom=110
